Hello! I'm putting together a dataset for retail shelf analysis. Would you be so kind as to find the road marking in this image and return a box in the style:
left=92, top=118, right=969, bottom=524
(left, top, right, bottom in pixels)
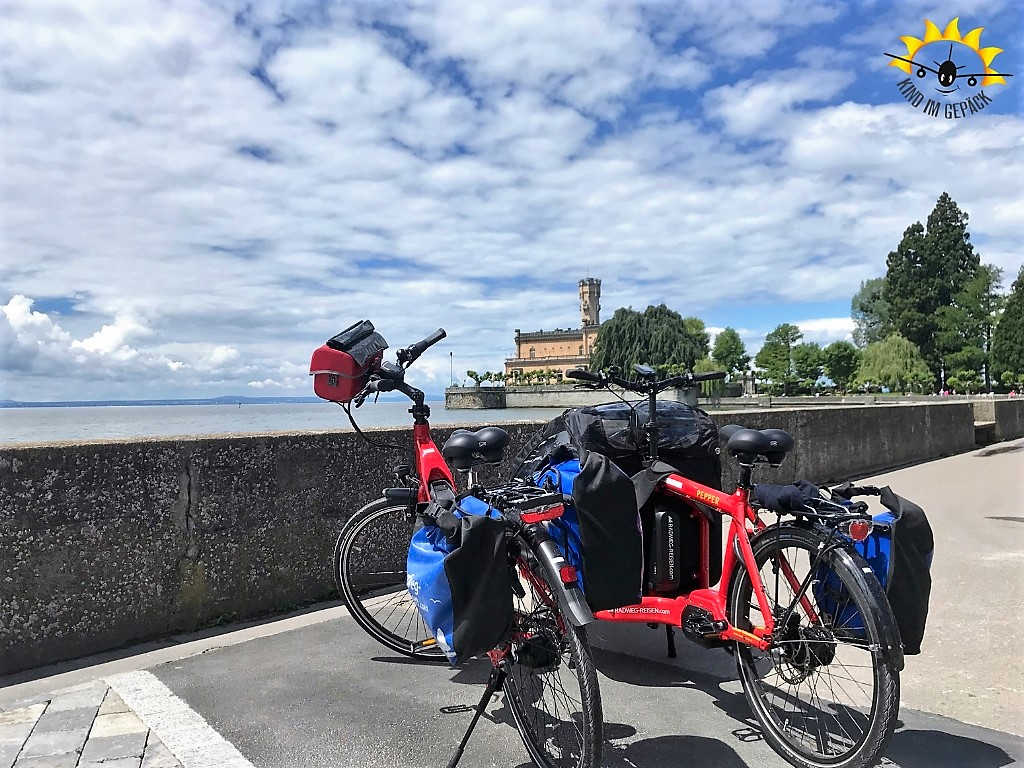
left=105, top=670, right=256, bottom=768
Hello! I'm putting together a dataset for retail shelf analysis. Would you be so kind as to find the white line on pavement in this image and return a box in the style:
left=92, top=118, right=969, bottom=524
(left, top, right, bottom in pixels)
left=105, top=670, right=256, bottom=768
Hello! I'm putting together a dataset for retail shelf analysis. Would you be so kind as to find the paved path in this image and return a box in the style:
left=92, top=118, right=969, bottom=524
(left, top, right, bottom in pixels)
left=1, top=439, right=1021, bottom=767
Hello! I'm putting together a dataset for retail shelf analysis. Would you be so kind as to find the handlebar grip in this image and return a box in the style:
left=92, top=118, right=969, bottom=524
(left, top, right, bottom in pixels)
left=691, top=371, right=727, bottom=383
left=566, top=368, right=601, bottom=383
left=400, top=328, right=446, bottom=363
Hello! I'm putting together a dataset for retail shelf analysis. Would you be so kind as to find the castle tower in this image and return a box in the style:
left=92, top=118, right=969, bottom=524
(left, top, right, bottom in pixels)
left=579, top=278, right=601, bottom=327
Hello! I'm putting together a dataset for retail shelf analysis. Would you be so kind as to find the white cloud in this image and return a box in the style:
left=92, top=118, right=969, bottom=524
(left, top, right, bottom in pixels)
left=0, top=1, right=1020, bottom=400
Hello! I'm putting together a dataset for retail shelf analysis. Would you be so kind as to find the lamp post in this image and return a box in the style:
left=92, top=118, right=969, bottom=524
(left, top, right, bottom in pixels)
left=450, top=351, right=453, bottom=386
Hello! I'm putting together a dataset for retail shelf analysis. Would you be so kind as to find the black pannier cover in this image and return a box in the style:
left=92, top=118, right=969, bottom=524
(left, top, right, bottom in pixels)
left=878, top=487, right=933, bottom=655
left=571, top=452, right=644, bottom=611
left=327, top=320, right=388, bottom=366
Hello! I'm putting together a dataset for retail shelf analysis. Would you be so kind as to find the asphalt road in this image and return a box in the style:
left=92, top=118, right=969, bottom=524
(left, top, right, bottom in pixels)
left=148, top=611, right=1021, bottom=768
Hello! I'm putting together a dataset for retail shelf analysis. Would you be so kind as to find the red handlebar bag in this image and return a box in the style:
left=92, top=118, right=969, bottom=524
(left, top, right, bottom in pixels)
left=310, top=320, right=388, bottom=402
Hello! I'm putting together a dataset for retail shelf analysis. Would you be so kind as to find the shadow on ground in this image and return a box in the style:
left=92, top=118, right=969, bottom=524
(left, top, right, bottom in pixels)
left=591, top=648, right=1015, bottom=768
left=368, top=645, right=1016, bottom=768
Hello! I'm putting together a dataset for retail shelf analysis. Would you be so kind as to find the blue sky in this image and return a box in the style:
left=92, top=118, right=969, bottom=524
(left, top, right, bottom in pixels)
left=1, top=0, right=1021, bottom=400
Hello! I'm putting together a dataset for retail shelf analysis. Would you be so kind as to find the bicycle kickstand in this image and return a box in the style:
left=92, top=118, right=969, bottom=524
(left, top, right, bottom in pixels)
left=446, top=666, right=506, bottom=768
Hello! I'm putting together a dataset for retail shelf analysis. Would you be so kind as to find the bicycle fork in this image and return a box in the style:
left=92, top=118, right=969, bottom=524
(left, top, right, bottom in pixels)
left=446, top=665, right=506, bottom=768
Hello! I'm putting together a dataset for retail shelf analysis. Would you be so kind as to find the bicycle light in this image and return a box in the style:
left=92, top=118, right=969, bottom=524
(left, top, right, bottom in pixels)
left=842, top=518, right=874, bottom=542
left=520, top=504, right=565, bottom=524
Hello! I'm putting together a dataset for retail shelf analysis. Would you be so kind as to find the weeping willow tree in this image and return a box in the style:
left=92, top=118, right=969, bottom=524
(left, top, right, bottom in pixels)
left=590, top=305, right=709, bottom=373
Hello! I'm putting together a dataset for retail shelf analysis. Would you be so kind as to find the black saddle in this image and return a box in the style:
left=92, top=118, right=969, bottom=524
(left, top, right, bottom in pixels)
left=442, top=426, right=510, bottom=470
left=719, top=425, right=794, bottom=466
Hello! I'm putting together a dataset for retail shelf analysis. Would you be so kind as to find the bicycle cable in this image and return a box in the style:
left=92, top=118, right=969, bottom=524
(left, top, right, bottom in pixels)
left=337, top=401, right=406, bottom=451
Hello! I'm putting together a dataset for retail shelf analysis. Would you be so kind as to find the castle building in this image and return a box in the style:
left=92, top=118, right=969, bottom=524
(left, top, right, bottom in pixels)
left=505, top=278, right=602, bottom=379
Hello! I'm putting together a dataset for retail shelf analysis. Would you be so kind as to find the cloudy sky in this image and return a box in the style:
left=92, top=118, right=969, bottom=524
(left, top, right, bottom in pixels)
left=2, top=0, right=1021, bottom=400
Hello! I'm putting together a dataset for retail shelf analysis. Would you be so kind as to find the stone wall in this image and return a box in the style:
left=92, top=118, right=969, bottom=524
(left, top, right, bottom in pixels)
left=443, top=386, right=507, bottom=409
left=0, top=401, right=984, bottom=674
left=0, top=424, right=534, bottom=675
left=970, top=398, right=1024, bottom=441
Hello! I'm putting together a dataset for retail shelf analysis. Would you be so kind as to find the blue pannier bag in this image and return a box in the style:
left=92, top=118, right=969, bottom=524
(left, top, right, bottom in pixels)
left=814, top=484, right=933, bottom=654
left=406, top=495, right=514, bottom=664
left=537, top=459, right=587, bottom=594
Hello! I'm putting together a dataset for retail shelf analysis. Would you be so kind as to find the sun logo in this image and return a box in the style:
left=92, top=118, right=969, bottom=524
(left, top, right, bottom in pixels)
left=885, top=17, right=1013, bottom=118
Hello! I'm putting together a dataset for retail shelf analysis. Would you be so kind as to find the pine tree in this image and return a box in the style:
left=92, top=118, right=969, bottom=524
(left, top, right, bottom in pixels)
left=992, top=266, right=1024, bottom=382
left=884, top=193, right=981, bottom=386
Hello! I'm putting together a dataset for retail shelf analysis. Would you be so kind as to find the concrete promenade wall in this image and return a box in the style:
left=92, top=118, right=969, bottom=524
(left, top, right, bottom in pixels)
left=0, top=401, right=991, bottom=674
left=971, top=399, right=1024, bottom=441
left=445, top=384, right=698, bottom=409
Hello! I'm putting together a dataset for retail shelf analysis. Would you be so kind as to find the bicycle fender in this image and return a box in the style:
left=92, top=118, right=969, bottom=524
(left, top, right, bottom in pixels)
left=832, top=545, right=905, bottom=672
left=533, top=538, right=595, bottom=627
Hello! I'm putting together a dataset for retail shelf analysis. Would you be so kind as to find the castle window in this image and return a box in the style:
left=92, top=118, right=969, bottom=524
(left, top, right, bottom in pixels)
left=529, top=347, right=536, bottom=359
left=578, top=345, right=584, bottom=355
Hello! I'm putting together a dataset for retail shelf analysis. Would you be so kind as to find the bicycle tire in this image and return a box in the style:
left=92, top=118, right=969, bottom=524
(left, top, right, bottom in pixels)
left=729, top=524, right=900, bottom=768
left=334, top=497, right=447, bottom=661
left=502, top=550, right=603, bottom=768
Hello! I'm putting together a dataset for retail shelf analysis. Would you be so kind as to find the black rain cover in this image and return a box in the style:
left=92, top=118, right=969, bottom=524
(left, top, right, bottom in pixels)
left=571, top=452, right=644, bottom=611
left=563, top=400, right=722, bottom=486
left=878, top=487, right=933, bottom=655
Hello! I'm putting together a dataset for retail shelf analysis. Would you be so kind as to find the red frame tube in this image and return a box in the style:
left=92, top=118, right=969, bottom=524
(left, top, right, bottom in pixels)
left=593, top=472, right=818, bottom=650
left=413, top=421, right=455, bottom=501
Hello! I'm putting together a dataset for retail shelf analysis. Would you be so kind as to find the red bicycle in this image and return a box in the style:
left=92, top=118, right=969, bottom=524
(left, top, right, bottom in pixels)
left=326, top=327, right=603, bottom=768
left=563, top=366, right=903, bottom=768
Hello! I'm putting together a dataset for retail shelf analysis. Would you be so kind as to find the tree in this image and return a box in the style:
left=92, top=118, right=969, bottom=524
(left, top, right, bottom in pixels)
left=992, top=266, right=1024, bottom=384
left=712, top=327, right=750, bottom=377
left=755, top=323, right=803, bottom=394
left=823, top=341, right=860, bottom=392
left=851, top=278, right=891, bottom=347
left=884, top=193, right=981, bottom=386
left=466, top=369, right=483, bottom=387
left=791, top=343, right=823, bottom=392
left=853, top=334, right=934, bottom=393
left=958, top=265, right=1005, bottom=390
left=591, top=305, right=709, bottom=373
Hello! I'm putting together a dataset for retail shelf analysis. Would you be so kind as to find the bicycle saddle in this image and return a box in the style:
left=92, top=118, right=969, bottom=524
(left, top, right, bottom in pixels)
left=442, top=426, right=510, bottom=470
left=719, top=425, right=794, bottom=466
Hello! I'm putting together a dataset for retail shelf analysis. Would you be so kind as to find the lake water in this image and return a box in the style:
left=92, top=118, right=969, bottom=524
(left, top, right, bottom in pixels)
left=0, top=402, right=566, bottom=444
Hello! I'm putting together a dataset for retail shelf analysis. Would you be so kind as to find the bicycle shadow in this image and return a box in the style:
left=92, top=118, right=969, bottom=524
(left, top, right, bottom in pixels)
left=593, top=647, right=1016, bottom=768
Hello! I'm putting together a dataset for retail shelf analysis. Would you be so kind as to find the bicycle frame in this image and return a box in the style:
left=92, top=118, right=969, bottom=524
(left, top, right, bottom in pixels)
left=593, top=471, right=814, bottom=651
left=413, top=420, right=455, bottom=502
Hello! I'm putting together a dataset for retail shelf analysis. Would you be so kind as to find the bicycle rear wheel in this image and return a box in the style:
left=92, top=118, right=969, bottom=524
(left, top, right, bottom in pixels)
left=729, top=525, right=899, bottom=768
left=334, top=498, right=446, bottom=661
left=502, top=550, right=602, bottom=768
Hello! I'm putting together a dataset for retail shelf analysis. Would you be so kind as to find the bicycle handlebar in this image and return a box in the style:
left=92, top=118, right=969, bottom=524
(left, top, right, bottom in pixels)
left=568, top=367, right=726, bottom=395
left=397, top=328, right=446, bottom=366
left=566, top=368, right=601, bottom=383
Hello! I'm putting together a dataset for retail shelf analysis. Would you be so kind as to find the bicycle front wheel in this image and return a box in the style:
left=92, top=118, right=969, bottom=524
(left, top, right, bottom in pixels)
left=502, top=549, right=602, bottom=768
left=334, top=498, right=446, bottom=661
left=729, top=525, right=900, bottom=768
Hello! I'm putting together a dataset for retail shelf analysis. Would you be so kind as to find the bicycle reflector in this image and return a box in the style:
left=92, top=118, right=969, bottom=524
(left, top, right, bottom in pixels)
left=559, top=565, right=578, bottom=584
left=520, top=504, right=565, bottom=524
left=842, top=518, right=874, bottom=542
